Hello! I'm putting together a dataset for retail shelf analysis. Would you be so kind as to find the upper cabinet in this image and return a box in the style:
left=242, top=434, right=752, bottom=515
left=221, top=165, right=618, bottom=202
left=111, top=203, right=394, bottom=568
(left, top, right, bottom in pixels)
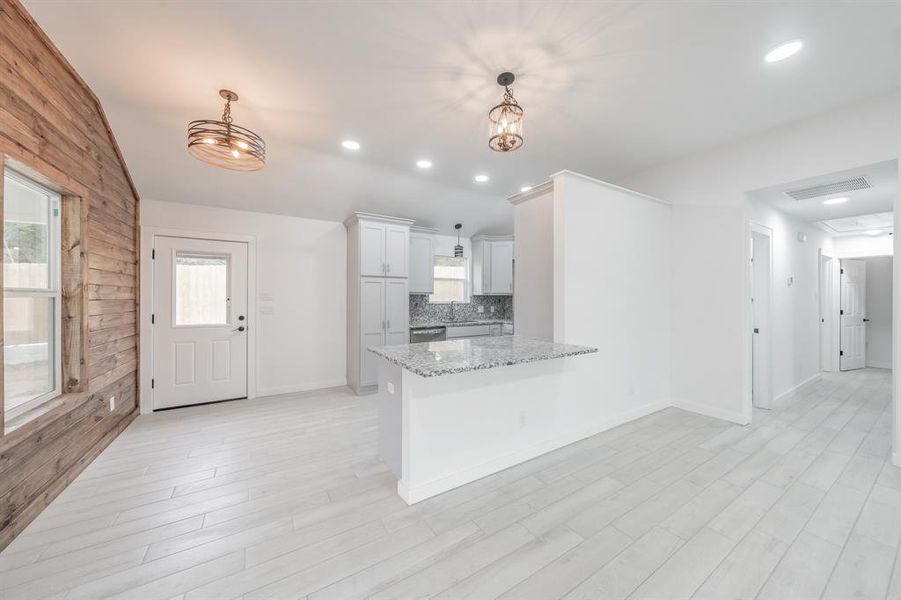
left=349, top=213, right=412, bottom=278
left=409, top=230, right=435, bottom=294
left=472, top=235, right=514, bottom=295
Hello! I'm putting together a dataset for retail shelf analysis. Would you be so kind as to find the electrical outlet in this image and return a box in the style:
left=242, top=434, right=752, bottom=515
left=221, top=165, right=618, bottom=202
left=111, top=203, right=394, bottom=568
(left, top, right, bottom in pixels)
left=477, top=306, right=484, bottom=314
left=490, top=306, right=495, bottom=314
left=387, top=381, right=395, bottom=394
left=109, top=396, right=116, bottom=411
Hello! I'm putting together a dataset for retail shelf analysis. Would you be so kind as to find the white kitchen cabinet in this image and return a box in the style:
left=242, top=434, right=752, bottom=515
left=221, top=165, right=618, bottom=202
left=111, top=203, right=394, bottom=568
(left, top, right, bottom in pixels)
left=385, top=279, right=410, bottom=345
left=472, top=235, right=514, bottom=295
left=385, top=225, right=409, bottom=277
left=355, top=216, right=409, bottom=277
left=358, top=277, right=410, bottom=388
left=408, top=233, right=434, bottom=294
left=345, top=213, right=413, bottom=393
left=360, top=221, right=387, bottom=276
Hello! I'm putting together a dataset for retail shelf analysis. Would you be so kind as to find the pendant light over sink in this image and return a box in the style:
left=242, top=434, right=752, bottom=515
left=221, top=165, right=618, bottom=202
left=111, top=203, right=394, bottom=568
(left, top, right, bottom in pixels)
left=488, top=72, right=523, bottom=152
left=454, top=223, right=464, bottom=258
left=187, top=89, right=266, bottom=171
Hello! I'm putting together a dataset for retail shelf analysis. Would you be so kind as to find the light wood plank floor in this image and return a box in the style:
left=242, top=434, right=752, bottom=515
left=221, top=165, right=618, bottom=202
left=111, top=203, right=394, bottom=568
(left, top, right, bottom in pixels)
left=1, top=368, right=899, bottom=599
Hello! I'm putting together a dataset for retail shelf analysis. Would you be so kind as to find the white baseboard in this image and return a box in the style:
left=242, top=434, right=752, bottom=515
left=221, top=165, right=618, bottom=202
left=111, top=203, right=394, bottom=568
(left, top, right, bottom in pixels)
left=672, top=398, right=750, bottom=425
left=256, top=379, right=347, bottom=398
left=774, top=372, right=821, bottom=404
left=397, top=400, right=670, bottom=504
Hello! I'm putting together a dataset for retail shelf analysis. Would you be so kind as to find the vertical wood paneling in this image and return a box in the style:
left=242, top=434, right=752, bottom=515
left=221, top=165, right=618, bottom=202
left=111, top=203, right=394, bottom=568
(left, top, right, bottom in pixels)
left=0, top=0, right=140, bottom=550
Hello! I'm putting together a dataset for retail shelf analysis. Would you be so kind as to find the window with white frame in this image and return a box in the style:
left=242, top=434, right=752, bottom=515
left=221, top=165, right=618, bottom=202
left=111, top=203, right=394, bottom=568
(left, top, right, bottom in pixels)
left=429, top=255, right=468, bottom=303
left=3, top=170, right=61, bottom=417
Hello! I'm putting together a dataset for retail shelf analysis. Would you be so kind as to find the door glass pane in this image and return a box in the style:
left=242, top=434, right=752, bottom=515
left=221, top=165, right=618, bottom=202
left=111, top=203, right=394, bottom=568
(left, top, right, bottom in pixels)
left=4, top=296, right=54, bottom=410
left=175, top=254, right=229, bottom=325
left=3, top=176, right=51, bottom=290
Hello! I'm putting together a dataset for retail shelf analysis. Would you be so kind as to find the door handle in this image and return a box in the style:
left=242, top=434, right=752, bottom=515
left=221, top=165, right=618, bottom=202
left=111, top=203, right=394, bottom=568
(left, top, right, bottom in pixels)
left=234, top=326, right=246, bottom=332
left=863, top=318, right=870, bottom=322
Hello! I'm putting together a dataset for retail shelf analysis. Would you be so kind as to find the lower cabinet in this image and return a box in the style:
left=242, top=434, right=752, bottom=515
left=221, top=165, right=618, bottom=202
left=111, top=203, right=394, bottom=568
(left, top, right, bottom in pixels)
left=359, top=277, right=409, bottom=388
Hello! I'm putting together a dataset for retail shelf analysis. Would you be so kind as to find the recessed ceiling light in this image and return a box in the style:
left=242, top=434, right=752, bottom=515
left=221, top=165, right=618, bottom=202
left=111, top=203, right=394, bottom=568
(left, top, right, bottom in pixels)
left=342, top=140, right=361, bottom=151
left=416, top=159, right=432, bottom=169
left=474, top=174, right=489, bottom=183
left=823, top=197, right=849, bottom=205
left=765, top=40, right=803, bottom=63
left=520, top=186, right=532, bottom=193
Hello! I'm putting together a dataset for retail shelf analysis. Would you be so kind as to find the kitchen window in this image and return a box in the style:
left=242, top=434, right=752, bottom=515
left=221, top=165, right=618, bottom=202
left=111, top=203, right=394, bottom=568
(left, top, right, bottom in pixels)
left=3, top=170, right=62, bottom=418
left=429, top=255, right=469, bottom=303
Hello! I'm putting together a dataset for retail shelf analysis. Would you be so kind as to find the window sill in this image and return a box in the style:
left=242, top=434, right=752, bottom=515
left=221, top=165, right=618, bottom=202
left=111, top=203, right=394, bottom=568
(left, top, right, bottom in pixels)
left=4, top=391, right=95, bottom=437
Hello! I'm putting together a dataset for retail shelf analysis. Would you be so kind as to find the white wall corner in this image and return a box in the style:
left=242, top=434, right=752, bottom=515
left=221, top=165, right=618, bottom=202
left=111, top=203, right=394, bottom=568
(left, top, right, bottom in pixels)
left=672, top=398, right=751, bottom=426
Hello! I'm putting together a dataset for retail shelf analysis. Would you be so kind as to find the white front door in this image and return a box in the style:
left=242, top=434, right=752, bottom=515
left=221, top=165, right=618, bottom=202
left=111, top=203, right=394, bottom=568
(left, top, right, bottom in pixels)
left=153, top=236, right=248, bottom=409
left=840, top=259, right=867, bottom=371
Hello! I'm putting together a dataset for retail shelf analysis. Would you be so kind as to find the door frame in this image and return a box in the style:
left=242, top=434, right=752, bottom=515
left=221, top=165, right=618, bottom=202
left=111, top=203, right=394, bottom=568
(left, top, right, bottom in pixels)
left=749, top=222, right=774, bottom=410
left=139, top=227, right=258, bottom=414
left=818, top=249, right=840, bottom=372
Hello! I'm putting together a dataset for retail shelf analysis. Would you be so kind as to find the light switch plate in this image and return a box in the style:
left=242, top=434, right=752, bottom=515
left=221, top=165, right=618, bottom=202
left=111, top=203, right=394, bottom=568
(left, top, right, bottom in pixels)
left=109, top=396, right=116, bottom=411
left=260, top=305, right=274, bottom=315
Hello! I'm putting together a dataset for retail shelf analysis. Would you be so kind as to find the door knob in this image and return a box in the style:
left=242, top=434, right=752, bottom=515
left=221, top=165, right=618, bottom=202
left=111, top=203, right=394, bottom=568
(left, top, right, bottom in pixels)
left=234, top=326, right=246, bottom=332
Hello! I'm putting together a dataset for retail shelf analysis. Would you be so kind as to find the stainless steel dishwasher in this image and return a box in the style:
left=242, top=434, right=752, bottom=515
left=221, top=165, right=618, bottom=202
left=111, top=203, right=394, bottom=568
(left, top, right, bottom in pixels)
left=410, top=327, right=447, bottom=343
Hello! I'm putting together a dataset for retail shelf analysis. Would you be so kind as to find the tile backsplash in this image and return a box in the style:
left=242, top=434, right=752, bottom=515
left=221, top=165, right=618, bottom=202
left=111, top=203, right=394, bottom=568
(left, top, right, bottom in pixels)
left=409, top=294, right=513, bottom=323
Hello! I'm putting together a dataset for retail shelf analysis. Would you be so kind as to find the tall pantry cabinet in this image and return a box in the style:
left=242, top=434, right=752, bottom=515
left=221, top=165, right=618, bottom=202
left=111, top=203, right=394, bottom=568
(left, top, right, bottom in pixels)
left=346, top=213, right=412, bottom=393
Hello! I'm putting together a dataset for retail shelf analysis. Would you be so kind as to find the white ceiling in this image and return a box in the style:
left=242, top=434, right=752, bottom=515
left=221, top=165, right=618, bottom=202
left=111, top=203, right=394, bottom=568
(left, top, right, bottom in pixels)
left=750, top=159, right=898, bottom=234
left=24, top=1, right=901, bottom=236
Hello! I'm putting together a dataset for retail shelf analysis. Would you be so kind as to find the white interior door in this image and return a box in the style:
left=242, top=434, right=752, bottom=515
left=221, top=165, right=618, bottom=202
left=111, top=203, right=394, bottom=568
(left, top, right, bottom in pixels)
left=360, top=277, right=386, bottom=387
left=840, top=259, right=867, bottom=371
left=153, top=236, right=248, bottom=410
left=751, top=230, right=772, bottom=409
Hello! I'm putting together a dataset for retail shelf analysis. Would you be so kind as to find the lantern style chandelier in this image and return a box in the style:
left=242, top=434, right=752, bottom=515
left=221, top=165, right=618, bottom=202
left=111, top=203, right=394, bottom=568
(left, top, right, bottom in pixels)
left=488, top=72, right=523, bottom=152
left=187, top=89, right=266, bottom=171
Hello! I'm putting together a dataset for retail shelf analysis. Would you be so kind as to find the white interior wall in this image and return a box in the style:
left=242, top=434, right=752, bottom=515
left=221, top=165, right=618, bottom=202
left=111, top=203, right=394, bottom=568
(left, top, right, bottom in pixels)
left=834, top=234, right=894, bottom=258
left=617, top=91, right=900, bottom=425
left=141, top=199, right=347, bottom=397
left=551, top=171, right=673, bottom=416
left=750, top=203, right=835, bottom=400
left=865, top=256, right=893, bottom=369
left=512, top=186, right=554, bottom=340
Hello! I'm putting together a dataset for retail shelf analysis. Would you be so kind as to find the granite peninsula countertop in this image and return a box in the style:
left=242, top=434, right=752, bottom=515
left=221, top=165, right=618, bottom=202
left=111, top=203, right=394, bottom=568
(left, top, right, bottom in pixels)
left=368, top=335, right=597, bottom=377
left=409, top=319, right=512, bottom=329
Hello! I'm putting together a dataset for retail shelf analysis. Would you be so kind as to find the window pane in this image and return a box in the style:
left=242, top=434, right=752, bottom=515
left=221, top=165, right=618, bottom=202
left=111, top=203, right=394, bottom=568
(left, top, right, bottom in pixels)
left=431, top=279, right=465, bottom=303
left=175, top=254, right=229, bottom=325
left=3, top=175, right=51, bottom=289
left=429, top=255, right=467, bottom=303
left=4, top=296, right=54, bottom=410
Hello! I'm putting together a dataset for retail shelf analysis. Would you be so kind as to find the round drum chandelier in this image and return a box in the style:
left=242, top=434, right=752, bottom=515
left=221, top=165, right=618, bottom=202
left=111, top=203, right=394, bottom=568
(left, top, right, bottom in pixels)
left=187, top=89, right=266, bottom=171
left=488, top=72, right=523, bottom=152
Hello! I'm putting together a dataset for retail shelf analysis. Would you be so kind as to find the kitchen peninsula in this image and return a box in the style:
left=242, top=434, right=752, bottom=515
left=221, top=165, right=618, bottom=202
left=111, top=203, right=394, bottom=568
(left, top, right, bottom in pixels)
left=369, top=335, right=598, bottom=503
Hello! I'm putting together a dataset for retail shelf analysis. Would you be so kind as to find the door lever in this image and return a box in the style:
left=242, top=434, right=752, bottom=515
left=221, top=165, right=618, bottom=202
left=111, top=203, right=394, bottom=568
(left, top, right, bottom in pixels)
left=234, top=326, right=246, bottom=332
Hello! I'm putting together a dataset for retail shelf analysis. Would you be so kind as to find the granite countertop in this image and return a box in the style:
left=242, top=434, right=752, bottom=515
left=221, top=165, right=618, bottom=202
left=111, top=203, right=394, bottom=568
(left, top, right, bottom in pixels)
left=367, top=335, right=597, bottom=378
left=409, top=319, right=512, bottom=329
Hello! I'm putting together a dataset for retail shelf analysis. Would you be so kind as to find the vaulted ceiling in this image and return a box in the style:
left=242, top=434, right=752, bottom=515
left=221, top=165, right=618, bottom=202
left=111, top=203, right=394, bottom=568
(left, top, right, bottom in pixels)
left=24, top=1, right=900, bottom=235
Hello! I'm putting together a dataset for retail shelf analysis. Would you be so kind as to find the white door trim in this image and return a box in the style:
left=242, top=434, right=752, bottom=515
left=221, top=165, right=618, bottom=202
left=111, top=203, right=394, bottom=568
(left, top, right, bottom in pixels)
left=748, top=222, right=774, bottom=411
left=818, top=248, right=840, bottom=372
left=140, top=226, right=258, bottom=414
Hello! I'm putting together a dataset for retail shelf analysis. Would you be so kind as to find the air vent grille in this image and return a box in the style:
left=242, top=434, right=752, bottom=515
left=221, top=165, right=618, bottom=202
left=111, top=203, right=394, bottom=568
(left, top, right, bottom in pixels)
left=785, top=176, right=871, bottom=200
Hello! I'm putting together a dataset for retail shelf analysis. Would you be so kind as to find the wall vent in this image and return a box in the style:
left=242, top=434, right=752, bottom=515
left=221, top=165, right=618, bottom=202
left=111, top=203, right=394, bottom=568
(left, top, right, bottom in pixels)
left=785, top=176, right=871, bottom=200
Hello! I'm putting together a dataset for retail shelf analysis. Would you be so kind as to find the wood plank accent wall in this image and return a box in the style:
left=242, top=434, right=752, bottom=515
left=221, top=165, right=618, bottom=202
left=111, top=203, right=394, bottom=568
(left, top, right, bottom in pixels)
left=0, top=0, right=141, bottom=550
